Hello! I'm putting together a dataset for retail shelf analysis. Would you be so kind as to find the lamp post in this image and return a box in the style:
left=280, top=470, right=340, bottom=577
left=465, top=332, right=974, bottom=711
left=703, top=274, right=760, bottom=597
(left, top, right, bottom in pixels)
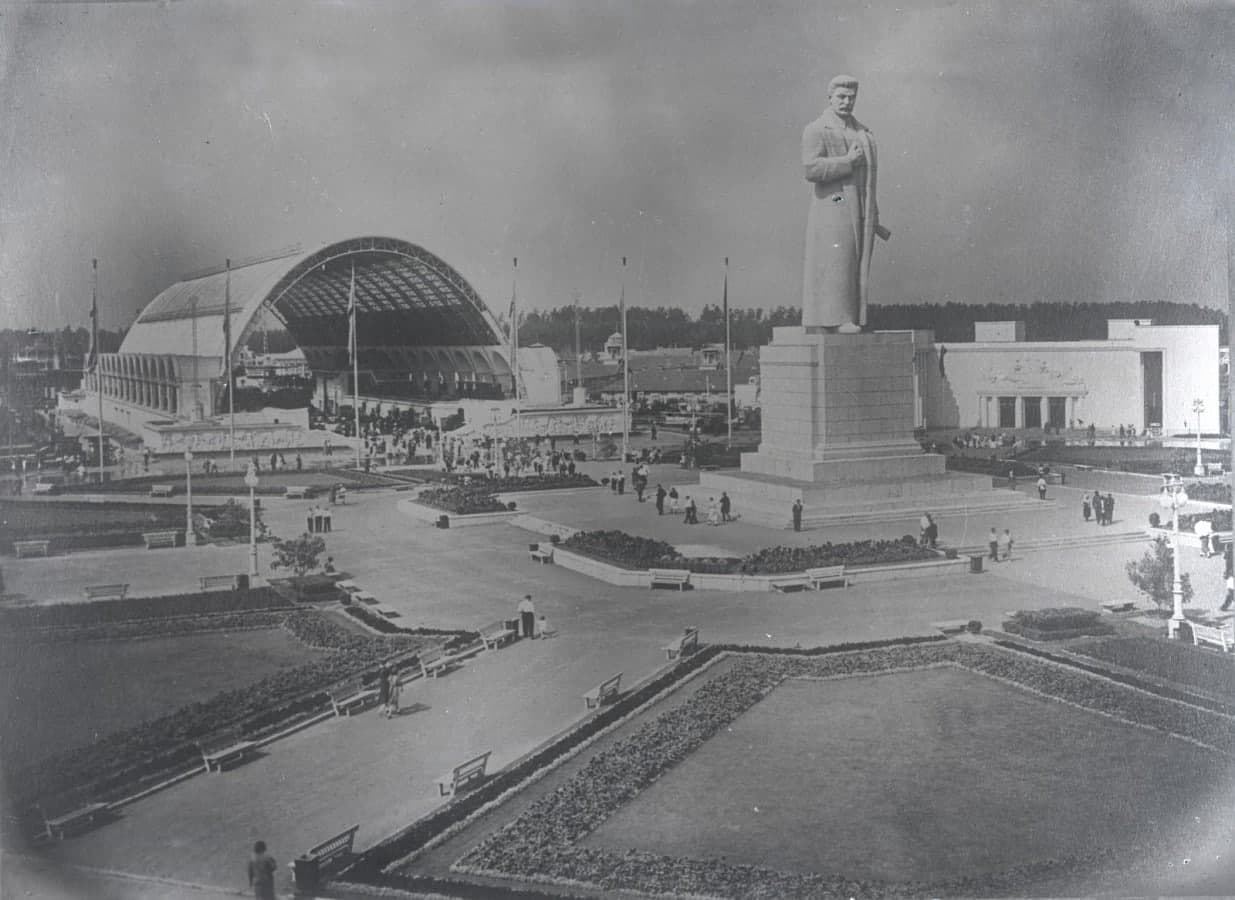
left=1193, top=399, right=1206, bottom=477
left=1160, top=473, right=1190, bottom=639
left=244, top=463, right=260, bottom=579
left=184, top=449, right=197, bottom=546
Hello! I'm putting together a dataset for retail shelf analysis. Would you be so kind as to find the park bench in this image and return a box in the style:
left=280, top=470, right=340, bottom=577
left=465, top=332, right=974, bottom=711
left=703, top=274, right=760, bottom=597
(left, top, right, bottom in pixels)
left=197, top=729, right=257, bottom=772
left=436, top=750, right=492, bottom=797
left=284, top=485, right=313, bottom=499
left=529, top=543, right=554, bottom=564
left=649, top=568, right=691, bottom=590
left=32, top=481, right=59, bottom=495
left=142, top=530, right=179, bottom=550
left=328, top=678, right=379, bottom=717
left=354, top=592, right=380, bottom=606
left=419, top=644, right=454, bottom=678
left=336, top=579, right=360, bottom=594
left=149, top=483, right=175, bottom=498
left=662, top=626, right=700, bottom=660
left=334, top=486, right=348, bottom=503
left=478, top=619, right=517, bottom=650
left=583, top=672, right=623, bottom=709
left=806, top=565, right=848, bottom=590
left=769, top=573, right=812, bottom=592
left=1100, top=600, right=1137, bottom=614
left=378, top=606, right=401, bottom=619
left=199, top=574, right=241, bottom=591
left=83, top=583, right=128, bottom=601
left=38, top=790, right=112, bottom=840
left=290, top=824, right=360, bottom=886
left=1190, top=621, right=1233, bottom=653
left=14, top=539, right=51, bottom=559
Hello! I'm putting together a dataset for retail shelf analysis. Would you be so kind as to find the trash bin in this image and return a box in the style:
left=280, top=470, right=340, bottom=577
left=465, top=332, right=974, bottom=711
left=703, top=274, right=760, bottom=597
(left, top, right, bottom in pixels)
left=968, top=554, right=984, bottom=574
left=291, top=855, right=320, bottom=893
left=436, top=514, right=450, bottom=529
left=236, top=573, right=250, bottom=590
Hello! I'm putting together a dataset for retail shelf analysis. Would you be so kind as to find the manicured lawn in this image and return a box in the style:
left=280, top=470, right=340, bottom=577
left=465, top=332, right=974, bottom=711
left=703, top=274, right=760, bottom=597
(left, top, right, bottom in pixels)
left=581, top=666, right=1229, bottom=882
left=0, top=628, right=325, bottom=772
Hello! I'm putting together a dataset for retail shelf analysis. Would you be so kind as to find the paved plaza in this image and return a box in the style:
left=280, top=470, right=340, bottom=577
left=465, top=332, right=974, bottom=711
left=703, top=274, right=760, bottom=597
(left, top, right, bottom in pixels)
left=1, top=468, right=1230, bottom=898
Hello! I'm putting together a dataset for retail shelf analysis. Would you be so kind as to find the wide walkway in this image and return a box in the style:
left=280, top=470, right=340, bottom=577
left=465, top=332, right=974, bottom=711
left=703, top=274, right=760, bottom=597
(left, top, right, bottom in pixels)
left=2, top=468, right=1228, bottom=898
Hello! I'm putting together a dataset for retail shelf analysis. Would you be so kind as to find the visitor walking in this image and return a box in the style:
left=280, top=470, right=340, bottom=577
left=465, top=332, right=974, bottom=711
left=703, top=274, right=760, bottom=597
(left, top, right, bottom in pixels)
left=1104, top=493, right=1115, bottom=525
left=792, top=498, right=803, bottom=532
left=1092, top=491, right=1104, bottom=524
left=377, top=666, right=391, bottom=714
left=988, top=527, right=999, bottom=562
left=1082, top=496, right=1091, bottom=523
left=385, top=668, right=401, bottom=718
left=919, top=512, right=932, bottom=546
left=518, top=594, right=537, bottom=639
left=323, top=505, right=332, bottom=533
left=668, top=486, right=680, bottom=514
left=247, top=840, right=277, bottom=900
left=655, top=484, right=667, bottom=515
left=997, top=528, right=1013, bottom=561
left=1220, top=572, right=1234, bottom=612
left=684, top=496, right=698, bottom=525
left=720, top=492, right=732, bottom=522
left=1036, top=476, right=1047, bottom=500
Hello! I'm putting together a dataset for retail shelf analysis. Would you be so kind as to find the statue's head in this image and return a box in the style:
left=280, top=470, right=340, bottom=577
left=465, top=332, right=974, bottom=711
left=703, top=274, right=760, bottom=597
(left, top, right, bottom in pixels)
left=828, top=75, right=859, bottom=117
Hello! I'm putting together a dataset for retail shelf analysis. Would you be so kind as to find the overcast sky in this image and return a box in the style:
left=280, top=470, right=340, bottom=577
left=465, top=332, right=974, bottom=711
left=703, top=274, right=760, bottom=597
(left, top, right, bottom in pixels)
left=1, top=0, right=1232, bottom=331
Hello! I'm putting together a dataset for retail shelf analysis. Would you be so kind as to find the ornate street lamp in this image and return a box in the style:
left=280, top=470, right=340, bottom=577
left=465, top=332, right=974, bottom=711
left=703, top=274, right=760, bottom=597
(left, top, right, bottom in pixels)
left=1160, top=473, right=1190, bottom=638
left=1193, top=399, right=1206, bottom=477
left=184, top=449, right=198, bottom=546
left=244, top=463, right=260, bottom=578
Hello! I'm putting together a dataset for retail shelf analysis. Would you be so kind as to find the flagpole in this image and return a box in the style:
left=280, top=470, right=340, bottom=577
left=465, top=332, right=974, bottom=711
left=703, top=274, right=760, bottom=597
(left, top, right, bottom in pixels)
left=573, top=290, right=582, bottom=398
left=511, top=258, right=521, bottom=441
left=226, top=258, right=236, bottom=471
left=350, top=261, right=361, bottom=470
left=724, top=257, right=733, bottom=449
left=92, top=259, right=105, bottom=484
left=620, top=256, right=629, bottom=465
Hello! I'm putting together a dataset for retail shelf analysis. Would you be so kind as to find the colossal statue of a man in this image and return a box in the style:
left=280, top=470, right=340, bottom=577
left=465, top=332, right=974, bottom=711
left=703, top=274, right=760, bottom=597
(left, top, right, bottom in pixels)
left=801, top=75, right=890, bottom=332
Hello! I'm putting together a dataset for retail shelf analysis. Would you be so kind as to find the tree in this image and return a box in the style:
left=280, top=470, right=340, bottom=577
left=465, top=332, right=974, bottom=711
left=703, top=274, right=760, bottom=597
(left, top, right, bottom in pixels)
left=1125, top=536, right=1193, bottom=610
left=269, top=533, right=327, bottom=580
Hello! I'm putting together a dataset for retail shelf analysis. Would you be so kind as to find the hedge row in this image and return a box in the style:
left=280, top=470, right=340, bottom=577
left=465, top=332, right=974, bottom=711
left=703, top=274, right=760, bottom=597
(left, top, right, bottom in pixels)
left=0, top=587, right=287, bottom=630
left=560, top=530, right=935, bottom=575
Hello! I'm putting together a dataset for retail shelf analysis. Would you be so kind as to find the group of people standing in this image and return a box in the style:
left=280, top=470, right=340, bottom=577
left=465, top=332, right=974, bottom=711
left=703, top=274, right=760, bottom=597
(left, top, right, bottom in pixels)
left=987, top=527, right=1015, bottom=562
left=375, top=665, right=402, bottom=718
left=305, top=504, right=333, bottom=533
left=1082, top=490, right=1116, bottom=526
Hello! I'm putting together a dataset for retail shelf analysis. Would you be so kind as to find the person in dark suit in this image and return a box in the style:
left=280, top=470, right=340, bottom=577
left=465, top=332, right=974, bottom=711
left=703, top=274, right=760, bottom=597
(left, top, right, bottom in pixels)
left=792, top=499, right=803, bottom=532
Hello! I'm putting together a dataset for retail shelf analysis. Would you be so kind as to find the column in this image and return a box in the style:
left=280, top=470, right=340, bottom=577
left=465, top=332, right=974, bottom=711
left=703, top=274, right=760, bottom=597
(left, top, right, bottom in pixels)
left=1014, top=395, right=1024, bottom=428
left=1040, top=397, right=1049, bottom=430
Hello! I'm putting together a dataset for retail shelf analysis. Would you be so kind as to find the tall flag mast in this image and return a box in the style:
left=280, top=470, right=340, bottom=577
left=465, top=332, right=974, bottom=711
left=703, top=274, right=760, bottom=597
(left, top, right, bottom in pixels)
left=620, top=256, right=629, bottom=465
left=225, top=258, right=236, bottom=470
left=724, top=257, right=733, bottom=449
left=90, top=259, right=104, bottom=483
left=349, top=261, right=361, bottom=469
left=510, top=258, right=521, bottom=439
left=573, top=290, right=582, bottom=399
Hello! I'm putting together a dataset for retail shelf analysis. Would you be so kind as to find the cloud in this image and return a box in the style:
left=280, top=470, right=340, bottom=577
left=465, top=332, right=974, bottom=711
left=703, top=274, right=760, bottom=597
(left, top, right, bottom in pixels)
left=0, top=0, right=1230, bottom=332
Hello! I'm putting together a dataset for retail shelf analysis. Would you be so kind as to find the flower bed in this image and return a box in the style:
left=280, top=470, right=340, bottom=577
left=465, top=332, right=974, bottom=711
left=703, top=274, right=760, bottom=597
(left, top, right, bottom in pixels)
left=435, top=642, right=1234, bottom=898
left=1179, top=509, right=1232, bottom=532
left=1000, top=607, right=1113, bottom=642
left=9, top=606, right=426, bottom=818
left=417, top=486, right=510, bottom=515
left=559, top=530, right=935, bottom=574
left=1067, top=635, right=1235, bottom=701
left=945, top=455, right=1043, bottom=477
left=0, top=587, right=287, bottom=630
left=0, top=498, right=212, bottom=554
left=1184, top=481, right=1231, bottom=505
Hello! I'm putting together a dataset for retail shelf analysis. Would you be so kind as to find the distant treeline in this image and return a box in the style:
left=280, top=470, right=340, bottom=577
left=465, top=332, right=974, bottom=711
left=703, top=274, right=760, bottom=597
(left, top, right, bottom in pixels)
left=517, top=301, right=1228, bottom=351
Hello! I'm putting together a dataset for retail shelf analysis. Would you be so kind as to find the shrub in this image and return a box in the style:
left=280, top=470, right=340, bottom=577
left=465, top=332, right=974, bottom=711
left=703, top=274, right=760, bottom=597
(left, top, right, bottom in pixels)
left=1126, top=537, right=1194, bottom=610
left=1002, top=607, right=1114, bottom=641
left=1148, top=512, right=1161, bottom=528
left=967, top=620, right=982, bottom=634
left=417, top=486, right=508, bottom=515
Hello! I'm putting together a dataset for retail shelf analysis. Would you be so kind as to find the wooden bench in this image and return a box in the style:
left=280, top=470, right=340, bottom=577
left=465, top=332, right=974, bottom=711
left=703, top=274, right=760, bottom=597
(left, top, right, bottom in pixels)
left=355, top=592, right=380, bottom=606
left=1190, top=621, right=1233, bottom=652
left=291, top=824, right=360, bottom=882
left=38, top=791, right=112, bottom=840
left=336, top=579, right=361, bottom=594
left=83, top=583, right=128, bottom=601
left=806, top=565, right=848, bottom=590
left=649, top=568, right=690, bottom=590
left=32, top=481, right=59, bottom=495
left=199, top=574, right=241, bottom=591
left=419, top=645, right=454, bottom=678
left=662, top=626, right=700, bottom=660
left=478, top=620, right=517, bottom=650
left=769, top=573, right=812, bottom=592
left=197, top=730, right=257, bottom=772
left=14, top=539, right=51, bottom=559
left=583, top=672, right=623, bottom=709
left=334, top=486, right=348, bottom=504
left=329, top=678, right=379, bottom=717
left=529, top=543, right=554, bottom=564
left=284, top=485, right=313, bottom=499
left=149, top=483, right=175, bottom=498
left=436, top=751, right=492, bottom=797
left=142, top=530, right=179, bottom=550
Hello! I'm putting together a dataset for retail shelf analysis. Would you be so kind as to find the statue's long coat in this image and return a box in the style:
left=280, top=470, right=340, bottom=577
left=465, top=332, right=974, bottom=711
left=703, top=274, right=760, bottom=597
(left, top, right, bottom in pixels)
left=801, top=109, right=881, bottom=328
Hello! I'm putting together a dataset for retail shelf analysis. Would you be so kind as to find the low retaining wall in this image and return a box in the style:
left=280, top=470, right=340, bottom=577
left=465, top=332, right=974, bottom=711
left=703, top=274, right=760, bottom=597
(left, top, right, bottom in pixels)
left=1146, top=527, right=1232, bottom=550
left=550, top=547, right=969, bottom=592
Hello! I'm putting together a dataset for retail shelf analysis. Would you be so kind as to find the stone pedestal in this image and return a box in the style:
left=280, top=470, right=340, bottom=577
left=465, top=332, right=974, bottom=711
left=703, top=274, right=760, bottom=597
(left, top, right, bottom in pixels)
left=702, top=328, right=1019, bottom=527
